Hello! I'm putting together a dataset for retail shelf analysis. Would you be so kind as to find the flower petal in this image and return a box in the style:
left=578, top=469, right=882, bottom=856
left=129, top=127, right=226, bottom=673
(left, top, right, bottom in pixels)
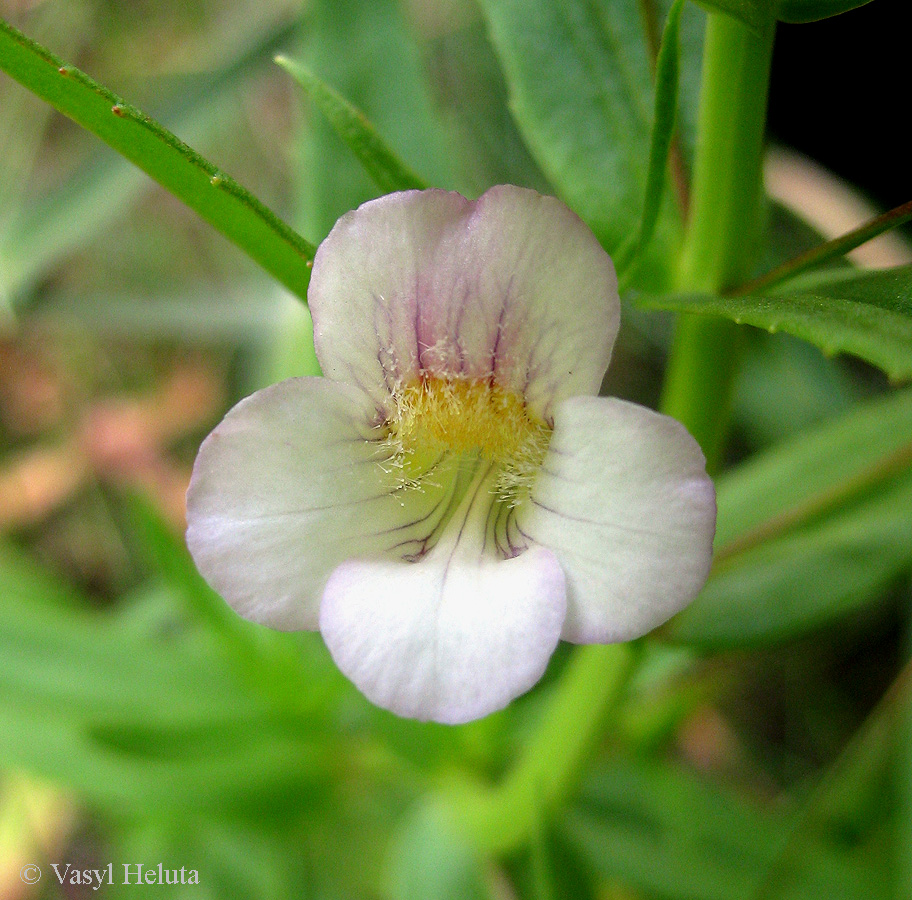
left=516, top=397, right=716, bottom=643
left=308, top=186, right=619, bottom=420
left=186, top=377, right=458, bottom=630
left=319, top=467, right=567, bottom=723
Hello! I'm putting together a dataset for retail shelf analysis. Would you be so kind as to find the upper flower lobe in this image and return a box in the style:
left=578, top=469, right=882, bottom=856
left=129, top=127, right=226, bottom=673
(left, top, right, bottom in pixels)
left=186, top=185, right=716, bottom=724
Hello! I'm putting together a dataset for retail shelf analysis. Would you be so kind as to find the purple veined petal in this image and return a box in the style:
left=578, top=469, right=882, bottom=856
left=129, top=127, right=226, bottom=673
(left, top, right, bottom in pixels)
left=319, top=465, right=567, bottom=723
left=515, top=396, right=716, bottom=644
left=186, top=377, right=461, bottom=630
left=308, top=185, right=619, bottom=422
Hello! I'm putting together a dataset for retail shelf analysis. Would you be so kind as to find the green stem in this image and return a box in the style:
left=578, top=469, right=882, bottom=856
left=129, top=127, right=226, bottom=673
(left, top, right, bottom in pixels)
left=450, top=643, right=637, bottom=854
left=659, top=12, right=775, bottom=468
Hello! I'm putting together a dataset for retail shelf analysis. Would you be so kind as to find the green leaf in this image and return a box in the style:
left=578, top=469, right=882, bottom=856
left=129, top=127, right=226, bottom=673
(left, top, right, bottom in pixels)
left=39, top=281, right=282, bottom=340
left=512, top=826, right=598, bottom=900
left=0, top=18, right=315, bottom=301
left=734, top=333, right=862, bottom=446
left=477, top=0, right=699, bottom=287
left=636, top=264, right=912, bottom=379
left=120, top=491, right=248, bottom=638
left=108, top=819, right=302, bottom=900
left=777, top=0, right=874, bottom=23
left=1, top=18, right=300, bottom=304
left=118, top=490, right=347, bottom=715
left=691, top=0, right=776, bottom=32
left=300, top=0, right=454, bottom=239
left=0, top=540, right=83, bottom=610
left=427, top=22, right=551, bottom=198
left=718, top=387, right=912, bottom=549
left=899, top=646, right=912, bottom=897
left=564, top=757, right=886, bottom=900
left=749, top=666, right=905, bottom=900
left=386, top=802, right=492, bottom=900
left=671, top=388, right=912, bottom=646
left=276, top=55, right=427, bottom=194
left=617, top=0, right=685, bottom=279
left=0, top=3, right=87, bottom=320
left=732, top=206, right=862, bottom=444
left=0, top=542, right=335, bottom=815
left=678, top=475, right=912, bottom=647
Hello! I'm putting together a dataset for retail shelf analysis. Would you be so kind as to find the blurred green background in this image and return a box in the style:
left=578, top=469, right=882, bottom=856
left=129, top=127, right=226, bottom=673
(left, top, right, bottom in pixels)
left=1, top=0, right=911, bottom=897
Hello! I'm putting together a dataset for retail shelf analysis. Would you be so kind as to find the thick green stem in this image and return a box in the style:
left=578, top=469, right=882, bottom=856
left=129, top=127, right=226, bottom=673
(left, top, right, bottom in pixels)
left=450, top=643, right=637, bottom=854
left=660, top=12, right=775, bottom=468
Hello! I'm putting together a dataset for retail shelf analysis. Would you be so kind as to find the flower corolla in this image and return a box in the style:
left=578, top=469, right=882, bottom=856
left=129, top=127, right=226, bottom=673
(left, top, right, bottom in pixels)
left=186, top=186, right=715, bottom=723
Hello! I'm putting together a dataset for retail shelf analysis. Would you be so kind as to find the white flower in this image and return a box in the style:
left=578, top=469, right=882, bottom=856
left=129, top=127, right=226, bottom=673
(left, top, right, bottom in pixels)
left=186, top=186, right=715, bottom=724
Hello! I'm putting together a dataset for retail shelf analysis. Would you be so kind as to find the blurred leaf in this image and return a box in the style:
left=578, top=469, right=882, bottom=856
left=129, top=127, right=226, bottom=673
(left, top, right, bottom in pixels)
left=0, top=18, right=314, bottom=301
left=564, top=756, right=886, bottom=900
left=734, top=332, right=862, bottom=446
left=0, top=544, right=332, bottom=816
left=0, top=671, right=322, bottom=820
left=898, top=613, right=912, bottom=899
left=678, top=474, right=912, bottom=646
left=527, top=822, right=558, bottom=900
left=690, top=0, right=776, bottom=32
left=107, top=818, right=303, bottom=900
left=119, top=490, right=349, bottom=715
left=0, top=540, right=82, bottom=610
left=301, top=0, right=454, bottom=240
left=477, top=0, right=694, bottom=288
left=250, top=289, right=323, bottom=386
left=121, top=492, right=247, bottom=638
left=750, top=663, right=908, bottom=900
left=39, top=282, right=283, bottom=341
left=2, top=17, right=300, bottom=304
left=427, top=21, right=551, bottom=198
left=386, top=802, right=492, bottom=900
left=635, top=264, right=912, bottom=379
left=672, top=388, right=912, bottom=646
left=0, top=3, right=89, bottom=250
left=276, top=54, right=427, bottom=194
left=776, top=0, right=874, bottom=22
left=715, top=387, right=912, bottom=550
left=511, top=825, right=598, bottom=900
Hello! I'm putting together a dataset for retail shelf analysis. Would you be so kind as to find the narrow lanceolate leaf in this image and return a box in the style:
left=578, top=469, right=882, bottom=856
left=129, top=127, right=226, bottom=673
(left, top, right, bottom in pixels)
left=276, top=55, right=427, bottom=194
left=616, top=0, right=685, bottom=278
left=672, top=388, right=912, bottom=647
left=2, top=18, right=299, bottom=302
left=777, top=0, right=874, bottom=23
left=0, top=18, right=315, bottom=301
left=477, top=0, right=695, bottom=288
left=736, top=198, right=912, bottom=296
left=636, top=265, right=912, bottom=380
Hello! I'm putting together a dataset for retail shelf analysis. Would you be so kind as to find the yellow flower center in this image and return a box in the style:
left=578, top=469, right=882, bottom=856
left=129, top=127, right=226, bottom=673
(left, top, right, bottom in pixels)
left=385, top=375, right=552, bottom=502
